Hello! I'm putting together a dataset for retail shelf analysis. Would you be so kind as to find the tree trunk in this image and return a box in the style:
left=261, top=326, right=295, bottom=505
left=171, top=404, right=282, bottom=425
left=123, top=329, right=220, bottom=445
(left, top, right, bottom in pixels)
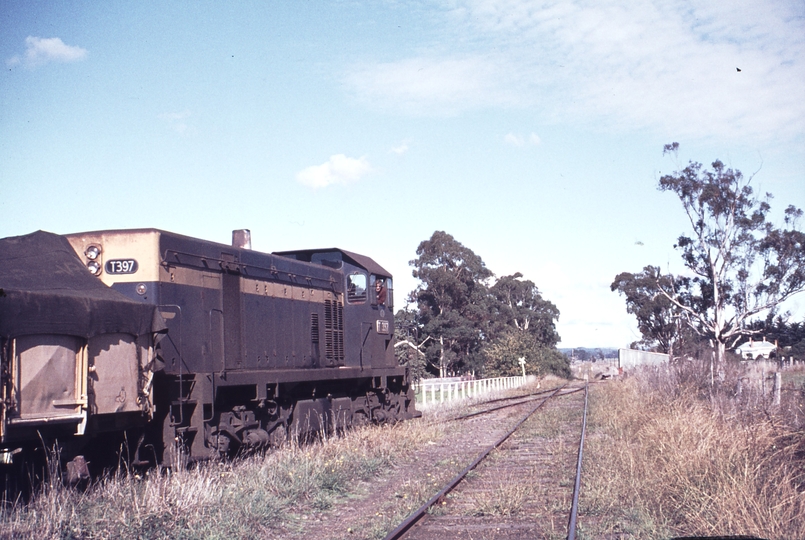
left=439, top=336, right=445, bottom=378
left=715, top=339, right=726, bottom=382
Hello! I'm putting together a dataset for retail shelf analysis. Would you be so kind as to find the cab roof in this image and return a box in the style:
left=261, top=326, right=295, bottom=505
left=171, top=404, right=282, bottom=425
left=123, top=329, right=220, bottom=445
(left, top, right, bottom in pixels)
left=274, top=248, right=391, bottom=278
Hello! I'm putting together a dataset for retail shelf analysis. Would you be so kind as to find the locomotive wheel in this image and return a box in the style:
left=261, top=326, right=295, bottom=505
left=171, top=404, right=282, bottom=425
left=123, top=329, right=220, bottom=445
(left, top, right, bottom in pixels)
left=387, top=404, right=400, bottom=423
left=214, top=433, right=233, bottom=457
left=162, top=438, right=189, bottom=470
left=352, top=410, right=369, bottom=427
left=268, top=424, right=287, bottom=448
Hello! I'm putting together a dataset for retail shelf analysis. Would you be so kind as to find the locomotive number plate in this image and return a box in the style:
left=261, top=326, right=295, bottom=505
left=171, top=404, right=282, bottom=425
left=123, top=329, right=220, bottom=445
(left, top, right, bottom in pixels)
left=105, top=259, right=139, bottom=274
left=376, top=320, right=390, bottom=335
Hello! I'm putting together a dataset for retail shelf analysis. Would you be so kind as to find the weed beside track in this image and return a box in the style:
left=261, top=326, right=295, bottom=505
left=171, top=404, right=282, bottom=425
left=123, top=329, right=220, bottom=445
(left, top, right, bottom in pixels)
left=6, top=368, right=801, bottom=540
left=581, top=366, right=805, bottom=540
left=0, top=419, right=445, bottom=539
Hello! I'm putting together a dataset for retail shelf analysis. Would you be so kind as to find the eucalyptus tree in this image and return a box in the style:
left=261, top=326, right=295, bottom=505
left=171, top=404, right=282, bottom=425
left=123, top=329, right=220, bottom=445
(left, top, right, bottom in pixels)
left=409, top=231, right=493, bottom=377
left=653, top=143, right=805, bottom=371
left=611, top=266, right=687, bottom=357
left=488, top=272, right=561, bottom=347
left=483, top=272, right=568, bottom=376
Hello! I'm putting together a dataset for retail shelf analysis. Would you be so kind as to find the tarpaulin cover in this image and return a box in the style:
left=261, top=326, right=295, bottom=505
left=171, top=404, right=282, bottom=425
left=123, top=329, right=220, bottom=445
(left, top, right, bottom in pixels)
left=0, top=231, right=166, bottom=339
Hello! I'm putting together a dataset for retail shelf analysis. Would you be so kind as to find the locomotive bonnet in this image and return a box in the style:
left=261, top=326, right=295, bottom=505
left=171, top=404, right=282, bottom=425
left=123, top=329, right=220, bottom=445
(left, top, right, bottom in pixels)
left=0, top=228, right=419, bottom=471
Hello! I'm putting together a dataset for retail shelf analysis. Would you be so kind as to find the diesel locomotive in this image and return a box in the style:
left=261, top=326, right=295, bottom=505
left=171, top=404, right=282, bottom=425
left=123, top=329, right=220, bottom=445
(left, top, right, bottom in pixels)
left=0, top=228, right=418, bottom=475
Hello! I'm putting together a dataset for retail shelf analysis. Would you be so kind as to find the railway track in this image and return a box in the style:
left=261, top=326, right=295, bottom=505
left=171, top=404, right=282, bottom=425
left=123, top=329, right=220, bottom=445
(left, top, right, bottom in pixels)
left=445, top=383, right=574, bottom=422
left=384, top=383, right=590, bottom=540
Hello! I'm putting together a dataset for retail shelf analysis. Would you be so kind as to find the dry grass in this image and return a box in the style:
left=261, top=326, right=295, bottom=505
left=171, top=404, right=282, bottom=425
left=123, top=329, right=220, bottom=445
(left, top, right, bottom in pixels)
left=468, top=468, right=535, bottom=517
left=582, top=364, right=805, bottom=540
left=0, top=419, right=445, bottom=539
left=0, top=378, right=565, bottom=539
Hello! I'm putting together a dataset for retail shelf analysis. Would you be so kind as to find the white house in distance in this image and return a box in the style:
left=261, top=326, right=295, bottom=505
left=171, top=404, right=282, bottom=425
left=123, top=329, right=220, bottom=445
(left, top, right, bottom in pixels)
left=734, top=338, right=777, bottom=360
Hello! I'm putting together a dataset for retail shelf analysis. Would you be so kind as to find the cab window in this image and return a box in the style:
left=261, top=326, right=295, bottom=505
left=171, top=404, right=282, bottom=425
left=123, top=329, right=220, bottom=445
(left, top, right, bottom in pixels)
left=347, top=273, right=367, bottom=304
left=371, top=276, right=393, bottom=308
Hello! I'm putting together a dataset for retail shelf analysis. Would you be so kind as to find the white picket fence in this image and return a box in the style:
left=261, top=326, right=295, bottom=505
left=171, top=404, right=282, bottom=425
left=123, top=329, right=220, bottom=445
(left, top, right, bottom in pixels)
left=413, top=375, right=536, bottom=406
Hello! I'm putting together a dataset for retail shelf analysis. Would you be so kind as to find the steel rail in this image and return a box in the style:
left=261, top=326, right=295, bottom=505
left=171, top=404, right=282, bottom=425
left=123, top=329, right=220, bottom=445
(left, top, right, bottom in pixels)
left=417, top=383, right=572, bottom=427
left=566, top=382, right=589, bottom=540
left=450, top=384, right=584, bottom=421
left=382, top=386, right=566, bottom=540
left=463, top=383, right=568, bottom=407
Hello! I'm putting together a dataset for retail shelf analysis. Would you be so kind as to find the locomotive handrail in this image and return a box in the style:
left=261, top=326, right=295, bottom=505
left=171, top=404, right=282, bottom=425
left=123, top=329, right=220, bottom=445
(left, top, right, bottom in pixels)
left=162, top=248, right=340, bottom=291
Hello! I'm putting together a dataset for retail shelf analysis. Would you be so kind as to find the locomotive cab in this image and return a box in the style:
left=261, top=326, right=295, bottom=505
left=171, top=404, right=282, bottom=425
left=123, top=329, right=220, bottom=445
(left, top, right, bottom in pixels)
left=278, top=247, right=396, bottom=371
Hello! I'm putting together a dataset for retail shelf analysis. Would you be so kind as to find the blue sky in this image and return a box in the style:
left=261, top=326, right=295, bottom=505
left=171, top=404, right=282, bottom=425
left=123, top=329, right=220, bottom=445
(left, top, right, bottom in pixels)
left=2, top=1, right=804, bottom=348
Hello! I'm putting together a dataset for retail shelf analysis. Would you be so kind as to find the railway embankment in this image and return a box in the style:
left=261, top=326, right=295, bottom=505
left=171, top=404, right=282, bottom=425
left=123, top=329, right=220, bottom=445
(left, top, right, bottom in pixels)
left=3, top=367, right=803, bottom=539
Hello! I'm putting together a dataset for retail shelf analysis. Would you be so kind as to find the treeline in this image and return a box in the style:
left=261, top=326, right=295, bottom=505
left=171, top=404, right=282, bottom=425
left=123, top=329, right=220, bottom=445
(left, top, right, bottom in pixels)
left=395, top=231, right=569, bottom=380
left=746, top=316, right=805, bottom=358
left=561, top=348, right=619, bottom=362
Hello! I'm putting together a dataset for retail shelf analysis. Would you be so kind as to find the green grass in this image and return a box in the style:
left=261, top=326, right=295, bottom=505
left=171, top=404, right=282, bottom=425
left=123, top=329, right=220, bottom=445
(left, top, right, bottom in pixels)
left=782, top=365, right=805, bottom=388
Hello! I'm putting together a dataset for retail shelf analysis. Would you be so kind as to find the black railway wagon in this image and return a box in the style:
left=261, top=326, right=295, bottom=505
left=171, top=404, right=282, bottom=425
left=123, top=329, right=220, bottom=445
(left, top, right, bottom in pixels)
left=0, top=231, right=164, bottom=475
left=1, top=228, right=418, bottom=470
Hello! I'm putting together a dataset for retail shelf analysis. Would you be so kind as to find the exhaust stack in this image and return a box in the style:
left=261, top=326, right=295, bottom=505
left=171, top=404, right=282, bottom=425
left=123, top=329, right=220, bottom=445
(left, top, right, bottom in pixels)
left=232, top=229, right=252, bottom=250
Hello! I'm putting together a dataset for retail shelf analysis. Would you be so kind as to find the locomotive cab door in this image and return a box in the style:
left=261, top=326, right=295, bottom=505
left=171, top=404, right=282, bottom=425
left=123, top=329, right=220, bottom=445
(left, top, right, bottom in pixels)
left=343, top=269, right=395, bottom=370
left=369, top=275, right=394, bottom=369
left=344, top=271, right=368, bottom=368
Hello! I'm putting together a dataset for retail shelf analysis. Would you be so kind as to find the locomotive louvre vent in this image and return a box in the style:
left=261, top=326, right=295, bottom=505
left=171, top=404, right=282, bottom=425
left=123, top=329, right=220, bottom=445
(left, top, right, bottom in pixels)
left=336, top=301, right=344, bottom=361
left=310, top=313, right=320, bottom=344
left=325, top=329, right=334, bottom=359
left=324, top=299, right=345, bottom=363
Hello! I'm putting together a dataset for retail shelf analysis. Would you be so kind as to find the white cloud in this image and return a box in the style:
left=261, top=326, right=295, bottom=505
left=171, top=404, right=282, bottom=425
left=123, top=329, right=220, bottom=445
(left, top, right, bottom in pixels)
left=504, top=132, right=523, bottom=146
left=345, top=0, right=805, bottom=142
left=504, top=132, right=541, bottom=147
left=159, top=110, right=192, bottom=134
left=296, top=154, right=373, bottom=189
left=391, top=140, right=410, bottom=155
left=7, top=36, right=87, bottom=68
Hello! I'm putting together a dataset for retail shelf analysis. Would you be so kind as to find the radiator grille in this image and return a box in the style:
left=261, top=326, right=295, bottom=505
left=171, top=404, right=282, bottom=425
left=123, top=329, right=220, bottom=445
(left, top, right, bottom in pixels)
left=310, top=313, right=319, bottom=344
left=324, top=299, right=344, bottom=363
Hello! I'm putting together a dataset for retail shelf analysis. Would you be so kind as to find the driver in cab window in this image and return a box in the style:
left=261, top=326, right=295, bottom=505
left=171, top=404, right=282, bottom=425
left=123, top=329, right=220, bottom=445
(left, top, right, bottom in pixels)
left=375, top=278, right=387, bottom=306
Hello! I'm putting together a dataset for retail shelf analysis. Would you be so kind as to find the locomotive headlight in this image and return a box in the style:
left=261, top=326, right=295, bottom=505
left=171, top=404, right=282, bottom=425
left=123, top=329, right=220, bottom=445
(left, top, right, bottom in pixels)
left=136, top=283, right=147, bottom=295
left=87, top=261, right=102, bottom=275
left=85, top=245, right=102, bottom=260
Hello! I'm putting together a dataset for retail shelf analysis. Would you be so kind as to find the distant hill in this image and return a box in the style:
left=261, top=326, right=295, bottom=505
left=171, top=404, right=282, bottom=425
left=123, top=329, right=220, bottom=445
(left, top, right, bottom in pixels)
left=559, top=347, right=618, bottom=360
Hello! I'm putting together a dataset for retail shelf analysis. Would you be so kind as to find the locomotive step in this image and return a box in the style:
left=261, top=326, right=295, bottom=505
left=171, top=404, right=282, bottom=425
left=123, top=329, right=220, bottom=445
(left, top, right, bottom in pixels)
left=171, top=399, right=198, bottom=406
